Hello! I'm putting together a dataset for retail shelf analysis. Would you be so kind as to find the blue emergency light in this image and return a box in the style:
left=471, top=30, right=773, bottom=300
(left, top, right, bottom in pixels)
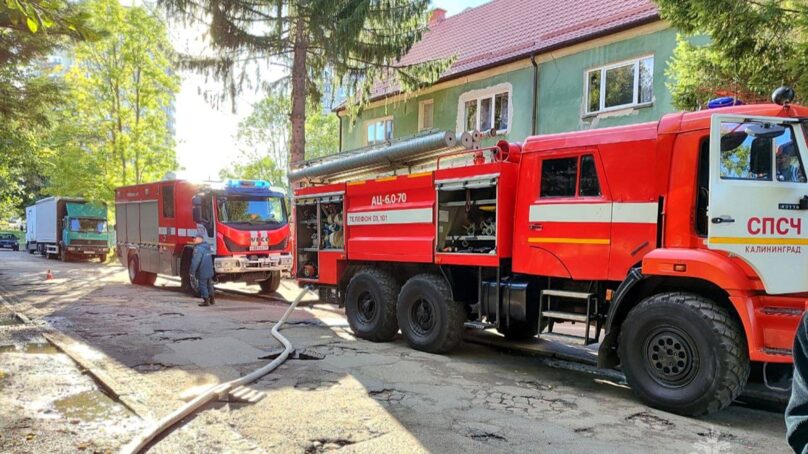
left=225, top=179, right=271, bottom=189
left=707, top=97, right=744, bottom=109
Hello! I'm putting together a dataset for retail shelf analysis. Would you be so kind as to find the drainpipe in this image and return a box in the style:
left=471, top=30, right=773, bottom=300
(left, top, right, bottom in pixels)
left=338, top=114, right=344, bottom=153
left=531, top=53, right=539, bottom=136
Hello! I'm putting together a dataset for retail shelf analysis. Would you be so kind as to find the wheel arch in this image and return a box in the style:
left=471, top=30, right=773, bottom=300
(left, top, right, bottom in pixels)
left=598, top=269, right=750, bottom=369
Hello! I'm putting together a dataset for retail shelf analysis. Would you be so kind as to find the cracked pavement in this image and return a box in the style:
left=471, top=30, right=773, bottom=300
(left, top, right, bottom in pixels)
left=0, top=251, right=791, bottom=452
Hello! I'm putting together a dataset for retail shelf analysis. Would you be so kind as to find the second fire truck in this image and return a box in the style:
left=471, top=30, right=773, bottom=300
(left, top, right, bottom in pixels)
left=292, top=92, right=808, bottom=416
left=115, top=178, right=292, bottom=294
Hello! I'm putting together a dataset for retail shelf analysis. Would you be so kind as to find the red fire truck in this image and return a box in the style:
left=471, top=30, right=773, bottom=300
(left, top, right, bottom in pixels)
left=292, top=93, right=808, bottom=416
left=115, top=178, right=292, bottom=294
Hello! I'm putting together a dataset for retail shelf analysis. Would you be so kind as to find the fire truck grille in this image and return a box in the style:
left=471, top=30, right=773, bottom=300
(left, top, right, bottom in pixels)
left=224, top=237, right=287, bottom=253
left=70, top=239, right=108, bottom=246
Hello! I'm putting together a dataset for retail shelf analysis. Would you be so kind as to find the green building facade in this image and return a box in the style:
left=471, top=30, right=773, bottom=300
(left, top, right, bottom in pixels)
left=338, top=23, right=681, bottom=152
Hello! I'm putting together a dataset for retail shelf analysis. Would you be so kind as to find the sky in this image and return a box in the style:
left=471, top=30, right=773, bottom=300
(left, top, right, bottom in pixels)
left=172, top=0, right=490, bottom=181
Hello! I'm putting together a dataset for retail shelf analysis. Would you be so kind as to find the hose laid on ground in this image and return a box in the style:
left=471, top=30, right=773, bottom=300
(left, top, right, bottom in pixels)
left=121, top=287, right=312, bottom=454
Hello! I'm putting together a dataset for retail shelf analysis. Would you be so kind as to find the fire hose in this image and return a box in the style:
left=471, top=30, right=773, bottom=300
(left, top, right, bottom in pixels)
left=121, top=287, right=313, bottom=454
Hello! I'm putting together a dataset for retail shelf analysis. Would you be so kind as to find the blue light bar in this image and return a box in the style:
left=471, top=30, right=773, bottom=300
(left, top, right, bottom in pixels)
left=225, top=179, right=272, bottom=189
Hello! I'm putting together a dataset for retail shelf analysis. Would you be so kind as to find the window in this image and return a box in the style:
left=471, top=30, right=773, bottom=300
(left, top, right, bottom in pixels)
left=719, top=121, right=806, bottom=182
left=367, top=117, right=393, bottom=145
left=419, top=100, right=434, bottom=130
left=579, top=155, right=601, bottom=196
left=162, top=185, right=175, bottom=218
left=586, top=56, right=654, bottom=114
left=457, top=84, right=512, bottom=134
left=217, top=196, right=287, bottom=225
left=541, top=158, right=578, bottom=198
left=540, top=154, right=601, bottom=198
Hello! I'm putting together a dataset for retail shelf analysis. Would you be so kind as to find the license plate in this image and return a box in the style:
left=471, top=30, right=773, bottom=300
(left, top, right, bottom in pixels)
left=83, top=251, right=94, bottom=255
left=249, top=246, right=269, bottom=251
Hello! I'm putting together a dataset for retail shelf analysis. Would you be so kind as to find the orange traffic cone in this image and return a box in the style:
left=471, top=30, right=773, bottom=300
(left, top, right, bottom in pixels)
left=45, top=270, right=53, bottom=280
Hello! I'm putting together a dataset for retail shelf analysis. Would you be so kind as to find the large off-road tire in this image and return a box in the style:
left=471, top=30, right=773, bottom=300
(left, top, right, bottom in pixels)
left=128, top=255, right=156, bottom=286
left=259, top=271, right=282, bottom=294
left=345, top=268, right=399, bottom=342
left=618, top=292, right=749, bottom=416
left=99, top=254, right=107, bottom=263
left=397, top=274, right=464, bottom=354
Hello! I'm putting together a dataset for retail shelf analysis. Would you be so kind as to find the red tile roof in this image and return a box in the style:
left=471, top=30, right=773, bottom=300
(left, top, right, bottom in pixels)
left=357, top=0, right=660, bottom=104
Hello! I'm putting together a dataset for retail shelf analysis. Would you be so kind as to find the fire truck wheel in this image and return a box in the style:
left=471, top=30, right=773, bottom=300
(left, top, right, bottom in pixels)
left=397, top=274, right=464, bottom=354
left=345, top=269, right=399, bottom=342
left=618, top=292, right=749, bottom=416
left=128, top=255, right=157, bottom=286
left=259, top=271, right=282, bottom=294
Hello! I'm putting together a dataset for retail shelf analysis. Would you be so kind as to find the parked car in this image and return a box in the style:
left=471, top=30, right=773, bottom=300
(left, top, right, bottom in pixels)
left=0, top=233, right=19, bottom=251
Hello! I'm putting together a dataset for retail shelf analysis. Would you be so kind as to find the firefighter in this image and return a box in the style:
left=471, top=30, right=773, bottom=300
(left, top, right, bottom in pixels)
left=787, top=311, right=808, bottom=452
left=189, top=234, right=215, bottom=307
left=777, top=142, right=804, bottom=183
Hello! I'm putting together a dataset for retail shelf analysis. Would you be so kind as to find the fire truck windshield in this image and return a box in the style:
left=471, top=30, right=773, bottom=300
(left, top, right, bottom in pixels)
left=216, top=196, right=287, bottom=226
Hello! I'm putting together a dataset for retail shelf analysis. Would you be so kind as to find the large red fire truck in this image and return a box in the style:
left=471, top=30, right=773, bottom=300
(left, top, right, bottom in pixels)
left=115, top=178, right=292, bottom=294
left=292, top=94, right=808, bottom=416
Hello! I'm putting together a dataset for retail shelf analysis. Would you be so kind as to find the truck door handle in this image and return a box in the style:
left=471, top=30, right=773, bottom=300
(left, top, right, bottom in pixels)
left=711, top=216, right=735, bottom=224
left=529, top=224, right=543, bottom=231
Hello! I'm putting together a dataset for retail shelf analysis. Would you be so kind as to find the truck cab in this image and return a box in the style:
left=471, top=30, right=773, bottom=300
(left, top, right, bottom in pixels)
left=191, top=179, right=292, bottom=292
left=60, top=202, right=111, bottom=261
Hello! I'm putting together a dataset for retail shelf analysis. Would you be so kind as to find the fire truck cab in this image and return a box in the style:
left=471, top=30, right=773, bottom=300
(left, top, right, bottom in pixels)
left=116, top=178, right=292, bottom=294
left=293, top=98, right=808, bottom=416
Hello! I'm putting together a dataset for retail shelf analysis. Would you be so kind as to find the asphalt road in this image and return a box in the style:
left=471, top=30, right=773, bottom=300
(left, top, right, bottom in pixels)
left=0, top=250, right=791, bottom=453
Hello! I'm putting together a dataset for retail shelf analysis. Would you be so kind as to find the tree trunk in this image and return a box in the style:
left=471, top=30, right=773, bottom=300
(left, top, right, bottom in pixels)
left=289, top=15, right=307, bottom=170
left=133, top=66, right=141, bottom=183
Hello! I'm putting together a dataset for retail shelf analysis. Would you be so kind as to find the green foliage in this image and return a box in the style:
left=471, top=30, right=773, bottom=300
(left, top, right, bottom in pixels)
left=159, top=0, right=451, bottom=163
left=656, top=0, right=808, bottom=110
left=222, top=90, right=340, bottom=188
left=0, top=0, right=94, bottom=38
left=45, top=0, right=179, bottom=204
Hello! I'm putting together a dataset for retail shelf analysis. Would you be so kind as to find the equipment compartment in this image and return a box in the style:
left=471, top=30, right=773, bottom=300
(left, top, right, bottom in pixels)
left=319, top=201, right=344, bottom=250
left=294, top=189, right=345, bottom=280
left=436, top=185, right=497, bottom=255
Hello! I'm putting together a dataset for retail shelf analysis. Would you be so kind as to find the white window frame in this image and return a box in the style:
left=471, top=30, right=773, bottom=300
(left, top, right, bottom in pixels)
left=456, top=83, right=513, bottom=135
left=418, top=99, right=434, bottom=131
left=584, top=55, right=654, bottom=116
left=365, top=116, right=394, bottom=146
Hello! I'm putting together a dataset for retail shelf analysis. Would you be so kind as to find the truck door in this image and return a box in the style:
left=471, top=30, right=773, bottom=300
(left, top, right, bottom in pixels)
left=517, top=151, right=612, bottom=280
left=708, top=114, right=808, bottom=294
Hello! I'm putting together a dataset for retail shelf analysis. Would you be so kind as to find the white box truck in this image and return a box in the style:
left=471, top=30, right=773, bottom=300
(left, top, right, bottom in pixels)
left=24, top=205, right=36, bottom=254
left=27, top=197, right=111, bottom=261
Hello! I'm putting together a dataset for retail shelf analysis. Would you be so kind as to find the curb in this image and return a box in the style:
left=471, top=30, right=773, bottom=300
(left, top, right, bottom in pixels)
left=0, top=283, right=153, bottom=420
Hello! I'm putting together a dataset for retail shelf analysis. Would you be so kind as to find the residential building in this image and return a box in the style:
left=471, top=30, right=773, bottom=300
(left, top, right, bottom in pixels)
left=335, top=0, right=683, bottom=153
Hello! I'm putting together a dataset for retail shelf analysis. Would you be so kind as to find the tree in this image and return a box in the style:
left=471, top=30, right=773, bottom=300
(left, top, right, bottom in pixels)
left=656, top=0, right=808, bottom=110
left=160, top=0, right=450, bottom=166
left=0, top=0, right=93, bottom=219
left=222, top=89, right=339, bottom=189
left=46, top=0, right=179, bottom=203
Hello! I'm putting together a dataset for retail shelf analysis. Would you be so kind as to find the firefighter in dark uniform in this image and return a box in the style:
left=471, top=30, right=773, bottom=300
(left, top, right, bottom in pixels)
left=189, top=234, right=215, bottom=307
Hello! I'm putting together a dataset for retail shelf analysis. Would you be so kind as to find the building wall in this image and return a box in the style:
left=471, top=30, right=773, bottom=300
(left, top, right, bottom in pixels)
left=537, top=27, right=679, bottom=134
left=339, top=24, right=680, bottom=152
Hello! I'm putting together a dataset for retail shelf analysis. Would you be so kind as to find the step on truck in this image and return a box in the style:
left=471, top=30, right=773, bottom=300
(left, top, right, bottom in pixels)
left=25, top=197, right=111, bottom=261
left=291, top=92, right=808, bottom=416
left=115, top=178, right=292, bottom=294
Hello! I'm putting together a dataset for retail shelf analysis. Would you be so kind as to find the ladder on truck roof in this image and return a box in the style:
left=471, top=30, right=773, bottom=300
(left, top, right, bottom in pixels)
left=289, top=129, right=502, bottom=184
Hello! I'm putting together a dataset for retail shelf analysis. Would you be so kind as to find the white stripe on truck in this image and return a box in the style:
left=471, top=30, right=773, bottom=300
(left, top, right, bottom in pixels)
left=529, top=202, right=658, bottom=224
left=347, top=207, right=433, bottom=226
